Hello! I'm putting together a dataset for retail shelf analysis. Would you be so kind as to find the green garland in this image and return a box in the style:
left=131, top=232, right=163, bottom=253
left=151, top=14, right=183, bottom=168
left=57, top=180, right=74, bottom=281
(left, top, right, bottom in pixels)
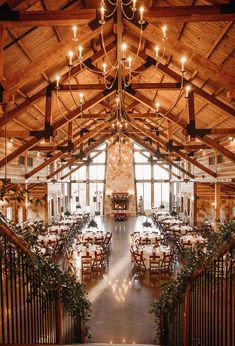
left=150, top=221, right=235, bottom=339
left=13, top=222, right=92, bottom=338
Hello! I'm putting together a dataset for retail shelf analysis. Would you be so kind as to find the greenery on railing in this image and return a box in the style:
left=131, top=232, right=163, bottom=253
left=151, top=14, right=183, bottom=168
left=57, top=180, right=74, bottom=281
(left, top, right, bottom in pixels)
left=28, top=249, right=91, bottom=336
left=150, top=221, right=235, bottom=339
left=2, top=221, right=92, bottom=339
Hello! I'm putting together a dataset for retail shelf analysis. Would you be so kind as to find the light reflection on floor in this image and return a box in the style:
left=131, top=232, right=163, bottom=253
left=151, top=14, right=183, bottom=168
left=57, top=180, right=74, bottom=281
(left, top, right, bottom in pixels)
left=84, top=216, right=164, bottom=344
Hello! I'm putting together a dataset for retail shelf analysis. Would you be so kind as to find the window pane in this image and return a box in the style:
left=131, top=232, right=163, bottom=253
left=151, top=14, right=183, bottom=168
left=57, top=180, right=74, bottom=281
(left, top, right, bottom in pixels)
left=71, top=182, right=86, bottom=210
left=90, top=182, right=104, bottom=215
left=153, top=165, right=169, bottom=180
left=154, top=182, right=169, bottom=209
left=89, top=165, right=105, bottom=180
left=135, top=164, right=151, bottom=179
left=136, top=182, right=151, bottom=210
left=134, top=152, right=149, bottom=163
left=92, top=152, right=106, bottom=163
left=71, top=166, right=86, bottom=180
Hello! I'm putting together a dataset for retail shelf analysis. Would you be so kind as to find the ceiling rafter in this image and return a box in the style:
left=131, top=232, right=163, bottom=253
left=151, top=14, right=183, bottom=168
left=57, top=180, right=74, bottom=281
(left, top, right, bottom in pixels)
left=25, top=118, right=112, bottom=179
left=48, top=133, right=110, bottom=180
left=0, top=89, right=116, bottom=169
left=126, top=90, right=235, bottom=163
left=129, top=121, right=217, bottom=178
left=126, top=131, right=194, bottom=179
left=0, top=39, right=116, bottom=128
left=125, top=19, right=235, bottom=91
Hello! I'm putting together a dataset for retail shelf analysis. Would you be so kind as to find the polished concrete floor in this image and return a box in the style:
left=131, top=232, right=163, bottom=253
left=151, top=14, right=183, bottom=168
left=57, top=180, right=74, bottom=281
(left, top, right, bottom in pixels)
left=83, top=216, right=167, bottom=344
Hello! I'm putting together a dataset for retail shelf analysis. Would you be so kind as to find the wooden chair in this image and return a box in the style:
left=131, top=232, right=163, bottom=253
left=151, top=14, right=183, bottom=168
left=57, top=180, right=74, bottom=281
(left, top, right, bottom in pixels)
left=94, top=236, right=104, bottom=246
left=141, top=237, right=151, bottom=245
left=132, top=251, right=146, bottom=272
left=91, top=252, right=106, bottom=272
left=149, top=254, right=161, bottom=274
left=161, top=254, right=174, bottom=273
left=181, top=240, right=192, bottom=249
left=81, top=255, right=92, bottom=277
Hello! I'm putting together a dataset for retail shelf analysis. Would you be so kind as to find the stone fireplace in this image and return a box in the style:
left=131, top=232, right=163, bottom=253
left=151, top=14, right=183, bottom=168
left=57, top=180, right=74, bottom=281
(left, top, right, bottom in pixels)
left=104, top=141, right=136, bottom=216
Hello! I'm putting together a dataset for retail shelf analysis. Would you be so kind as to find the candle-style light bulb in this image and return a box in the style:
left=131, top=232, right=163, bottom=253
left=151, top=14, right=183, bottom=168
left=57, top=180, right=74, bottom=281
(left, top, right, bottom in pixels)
left=127, top=56, right=132, bottom=69
left=155, top=46, right=159, bottom=59
left=185, top=85, right=191, bottom=98
left=121, top=43, right=127, bottom=60
left=67, top=51, right=74, bottom=66
left=181, top=56, right=187, bottom=72
left=55, top=75, right=60, bottom=88
left=99, top=5, right=105, bottom=24
left=78, top=46, right=83, bottom=60
left=138, top=7, right=145, bottom=24
left=132, top=0, right=137, bottom=11
left=162, top=25, right=167, bottom=39
left=156, top=101, right=160, bottom=113
left=80, top=92, right=84, bottom=104
left=102, top=62, right=107, bottom=75
left=72, top=25, right=78, bottom=41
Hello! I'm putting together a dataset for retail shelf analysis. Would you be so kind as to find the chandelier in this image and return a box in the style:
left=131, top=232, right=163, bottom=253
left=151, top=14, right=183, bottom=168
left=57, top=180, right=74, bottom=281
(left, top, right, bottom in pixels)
left=54, top=0, right=191, bottom=152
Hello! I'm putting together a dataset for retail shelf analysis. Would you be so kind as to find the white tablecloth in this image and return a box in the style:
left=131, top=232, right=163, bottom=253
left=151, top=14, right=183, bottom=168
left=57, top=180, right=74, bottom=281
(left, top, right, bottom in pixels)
left=141, top=245, right=171, bottom=269
left=180, top=235, right=205, bottom=248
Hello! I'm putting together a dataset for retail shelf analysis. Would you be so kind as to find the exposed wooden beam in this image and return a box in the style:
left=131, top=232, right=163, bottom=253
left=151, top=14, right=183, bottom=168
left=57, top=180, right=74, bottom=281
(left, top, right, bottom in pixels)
left=127, top=90, right=235, bottom=163
left=130, top=121, right=217, bottom=178
left=5, top=19, right=113, bottom=93
left=0, top=90, right=115, bottom=169
left=0, top=129, right=29, bottom=138
left=6, top=0, right=40, bottom=11
left=131, top=82, right=181, bottom=90
left=0, top=39, right=116, bottom=128
left=0, top=7, right=96, bottom=26
left=125, top=19, right=235, bottom=90
left=157, top=62, right=235, bottom=117
left=0, top=25, right=3, bottom=82
left=126, top=132, right=194, bottom=179
left=145, top=4, right=235, bottom=23
left=126, top=41, right=235, bottom=118
left=47, top=132, right=110, bottom=180
left=53, top=84, right=106, bottom=91
left=25, top=120, right=111, bottom=179
left=61, top=150, right=102, bottom=180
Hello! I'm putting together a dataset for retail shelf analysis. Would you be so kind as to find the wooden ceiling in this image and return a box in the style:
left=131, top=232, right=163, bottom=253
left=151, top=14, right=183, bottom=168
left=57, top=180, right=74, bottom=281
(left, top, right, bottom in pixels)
left=0, top=0, right=235, bottom=182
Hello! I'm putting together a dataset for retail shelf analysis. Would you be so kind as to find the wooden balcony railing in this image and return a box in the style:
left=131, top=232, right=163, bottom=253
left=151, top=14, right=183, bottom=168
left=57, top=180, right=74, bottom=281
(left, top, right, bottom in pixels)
left=162, top=234, right=235, bottom=346
left=0, top=221, right=81, bottom=344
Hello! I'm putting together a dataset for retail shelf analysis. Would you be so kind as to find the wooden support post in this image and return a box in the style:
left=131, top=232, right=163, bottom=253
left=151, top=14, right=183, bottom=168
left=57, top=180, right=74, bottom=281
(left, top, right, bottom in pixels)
left=215, top=182, right=221, bottom=228
left=150, top=162, right=154, bottom=207
left=45, top=86, right=52, bottom=142
left=184, top=286, right=190, bottom=346
left=169, top=165, right=173, bottom=211
left=86, top=164, right=90, bottom=207
left=0, top=25, right=3, bottom=82
left=187, top=92, right=196, bottom=140
left=44, top=197, right=48, bottom=226
left=193, top=182, right=197, bottom=226
left=55, top=295, right=62, bottom=344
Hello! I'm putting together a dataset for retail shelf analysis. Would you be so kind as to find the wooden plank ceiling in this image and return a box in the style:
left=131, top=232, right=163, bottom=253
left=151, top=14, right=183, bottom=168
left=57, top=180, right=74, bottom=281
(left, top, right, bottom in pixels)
left=0, top=0, right=234, bottom=181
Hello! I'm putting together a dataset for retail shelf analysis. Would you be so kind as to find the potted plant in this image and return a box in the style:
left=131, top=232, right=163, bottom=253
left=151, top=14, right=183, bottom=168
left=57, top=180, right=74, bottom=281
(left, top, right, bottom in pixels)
left=142, top=220, right=152, bottom=228
left=64, top=210, right=71, bottom=217
left=170, top=210, right=178, bottom=217
left=76, top=203, right=81, bottom=209
left=87, top=219, right=98, bottom=229
left=159, top=204, right=165, bottom=209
